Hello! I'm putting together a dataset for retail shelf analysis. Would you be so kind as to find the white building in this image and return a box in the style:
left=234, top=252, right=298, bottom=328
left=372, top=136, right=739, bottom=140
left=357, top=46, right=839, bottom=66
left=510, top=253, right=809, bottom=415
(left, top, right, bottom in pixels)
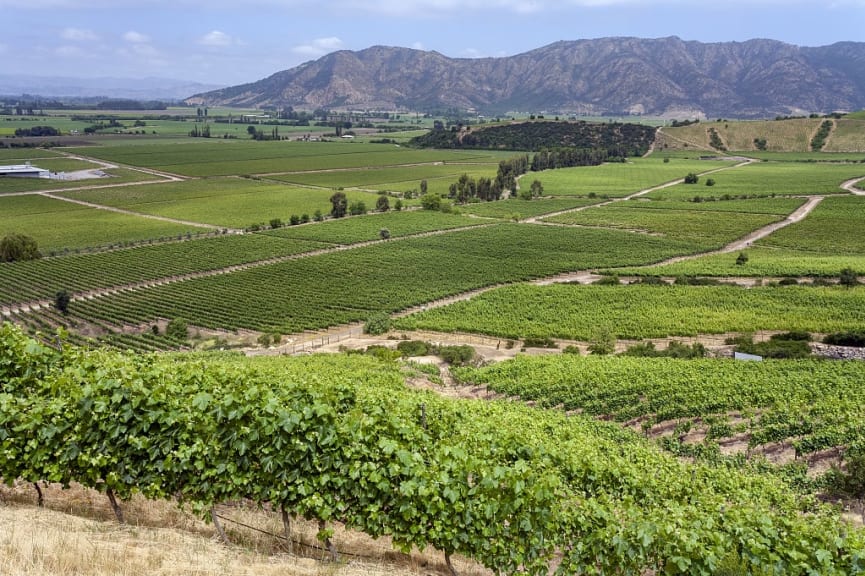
left=0, top=163, right=50, bottom=179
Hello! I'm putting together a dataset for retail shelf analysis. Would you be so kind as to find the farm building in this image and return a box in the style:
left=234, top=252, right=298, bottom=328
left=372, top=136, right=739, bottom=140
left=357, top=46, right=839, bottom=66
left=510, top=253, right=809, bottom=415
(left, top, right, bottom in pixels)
left=0, top=163, right=50, bottom=178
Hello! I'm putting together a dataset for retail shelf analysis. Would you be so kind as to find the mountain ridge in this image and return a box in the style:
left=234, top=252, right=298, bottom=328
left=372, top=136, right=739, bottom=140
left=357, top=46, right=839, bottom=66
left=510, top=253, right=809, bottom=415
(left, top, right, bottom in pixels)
left=187, top=37, right=865, bottom=118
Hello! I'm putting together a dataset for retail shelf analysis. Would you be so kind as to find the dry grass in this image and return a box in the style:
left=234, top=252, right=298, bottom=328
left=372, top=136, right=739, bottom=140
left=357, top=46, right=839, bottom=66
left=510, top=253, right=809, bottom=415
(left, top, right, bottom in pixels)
left=659, top=119, right=823, bottom=152
left=0, top=482, right=491, bottom=576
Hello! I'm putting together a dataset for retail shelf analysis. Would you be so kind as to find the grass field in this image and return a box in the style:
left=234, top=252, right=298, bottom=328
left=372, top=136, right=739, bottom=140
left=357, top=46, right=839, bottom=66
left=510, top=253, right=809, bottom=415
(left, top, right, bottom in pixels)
left=0, top=194, right=200, bottom=251
left=534, top=157, right=738, bottom=197
left=73, top=140, right=510, bottom=177
left=59, top=177, right=388, bottom=229
left=644, top=161, right=863, bottom=200
left=258, top=210, right=483, bottom=244
left=0, top=147, right=64, bottom=161
left=541, top=203, right=785, bottom=248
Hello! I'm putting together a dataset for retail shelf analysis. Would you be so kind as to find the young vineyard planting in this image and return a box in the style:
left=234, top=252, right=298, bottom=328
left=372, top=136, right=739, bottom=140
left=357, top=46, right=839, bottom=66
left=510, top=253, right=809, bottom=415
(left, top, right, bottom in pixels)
left=455, top=354, right=865, bottom=457
left=394, top=283, right=865, bottom=341
left=2, top=323, right=864, bottom=575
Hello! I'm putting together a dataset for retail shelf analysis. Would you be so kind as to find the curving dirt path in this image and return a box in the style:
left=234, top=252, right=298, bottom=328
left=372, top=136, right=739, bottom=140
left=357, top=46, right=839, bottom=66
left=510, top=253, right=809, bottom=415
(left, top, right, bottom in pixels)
left=522, top=158, right=755, bottom=224
left=842, top=176, right=865, bottom=196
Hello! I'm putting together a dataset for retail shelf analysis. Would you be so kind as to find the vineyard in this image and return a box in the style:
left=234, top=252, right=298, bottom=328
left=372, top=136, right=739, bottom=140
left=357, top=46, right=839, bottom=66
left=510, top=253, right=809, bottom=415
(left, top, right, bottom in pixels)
left=393, top=283, right=865, bottom=340
left=2, top=323, right=864, bottom=575
left=454, top=353, right=865, bottom=458
left=11, top=224, right=697, bottom=335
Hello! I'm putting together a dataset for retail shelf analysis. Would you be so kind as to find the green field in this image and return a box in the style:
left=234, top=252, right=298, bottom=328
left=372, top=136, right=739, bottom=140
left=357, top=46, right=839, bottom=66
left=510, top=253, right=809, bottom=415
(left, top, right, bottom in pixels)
left=459, top=197, right=603, bottom=219
left=455, top=354, right=865, bottom=456
left=0, top=167, right=157, bottom=194
left=615, top=195, right=865, bottom=277
left=267, top=164, right=497, bottom=190
left=0, top=194, right=199, bottom=251
left=59, top=177, right=388, bottom=229
left=0, top=148, right=64, bottom=161
left=394, top=283, right=865, bottom=341
left=541, top=202, right=787, bottom=248
left=259, top=210, right=484, bottom=244
left=644, top=161, right=863, bottom=200
left=74, top=140, right=510, bottom=177
left=0, top=234, right=324, bottom=306
left=533, top=157, right=738, bottom=197
left=35, top=224, right=696, bottom=334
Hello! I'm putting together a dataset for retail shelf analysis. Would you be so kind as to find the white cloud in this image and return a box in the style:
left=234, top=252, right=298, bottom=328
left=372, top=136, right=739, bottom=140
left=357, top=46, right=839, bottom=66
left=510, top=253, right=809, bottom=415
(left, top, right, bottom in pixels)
left=412, top=41, right=425, bottom=50
left=292, top=37, right=344, bottom=56
left=198, top=30, right=236, bottom=47
left=61, top=27, right=97, bottom=41
left=123, top=30, right=150, bottom=43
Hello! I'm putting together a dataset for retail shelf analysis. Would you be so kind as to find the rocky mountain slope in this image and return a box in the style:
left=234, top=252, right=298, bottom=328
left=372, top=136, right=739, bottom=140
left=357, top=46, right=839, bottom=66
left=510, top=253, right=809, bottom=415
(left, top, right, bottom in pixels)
left=188, top=37, right=865, bottom=118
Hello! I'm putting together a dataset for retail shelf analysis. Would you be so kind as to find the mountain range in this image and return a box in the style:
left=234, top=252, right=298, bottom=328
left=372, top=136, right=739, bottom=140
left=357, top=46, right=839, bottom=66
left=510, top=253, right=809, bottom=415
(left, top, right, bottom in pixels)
left=187, top=37, right=865, bottom=118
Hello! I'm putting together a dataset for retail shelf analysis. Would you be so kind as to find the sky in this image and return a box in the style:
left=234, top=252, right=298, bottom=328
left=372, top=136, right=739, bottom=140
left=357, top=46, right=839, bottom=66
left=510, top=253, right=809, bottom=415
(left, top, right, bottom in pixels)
left=2, top=0, right=864, bottom=86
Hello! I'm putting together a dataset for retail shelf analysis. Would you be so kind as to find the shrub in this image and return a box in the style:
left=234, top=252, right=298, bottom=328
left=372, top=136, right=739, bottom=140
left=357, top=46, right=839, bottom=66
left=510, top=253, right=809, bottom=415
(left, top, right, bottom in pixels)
left=396, top=340, right=429, bottom=357
left=54, top=289, right=71, bottom=315
left=705, top=178, right=716, bottom=187
left=269, top=218, right=283, bottom=229
left=166, top=318, right=189, bottom=340
left=363, top=313, right=391, bottom=335
left=562, top=345, right=581, bottom=355
left=0, top=233, right=41, bottom=262
left=593, top=275, right=621, bottom=286
left=840, top=267, right=860, bottom=287
left=420, top=193, right=442, bottom=211
left=523, top=336, right=558, bottom=349
left=436, top=344, right=475, bottom=366
left=823, top=331, right=865, bottom=347
left=683, top=172, right=699, bottom=184
left=588, top=327, right=616, bottom=355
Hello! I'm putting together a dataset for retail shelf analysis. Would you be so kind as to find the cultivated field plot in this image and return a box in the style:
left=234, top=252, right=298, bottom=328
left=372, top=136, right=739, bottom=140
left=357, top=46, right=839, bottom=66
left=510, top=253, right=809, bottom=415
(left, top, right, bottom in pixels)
left=455, top=354, right=865, bottom=457
left=0, top=234, right=323, bottom=306
left=399, top=282, right=865, bottom=341
left=624, top=196, right=806, bottom=215
left=0, top=167, right=155, bottom=195
left=0, top=147, right=65, bottom=161
left=74, top=140, right=508, bottom=177
left=824, top=118, right=865, bottom=152
left=0, top=194, right=198, bottom=252
left=541, top=202, right=786, bottom=249
left=35, top=224, right=697, bottom=334
left=259, top=210, right=483, bottom=245
left=617, top=195, right=865, bottom=277
left=395, top=283, right=865, bottom=340
left=459, top=197, right=603, bottom=219
left=534, top=157, right=737, bottom=197
left=644, top=161, right=864, bottom=200
left=267, top=164, right=497, bottom=190
left=59, top=178, right=383, bottom=229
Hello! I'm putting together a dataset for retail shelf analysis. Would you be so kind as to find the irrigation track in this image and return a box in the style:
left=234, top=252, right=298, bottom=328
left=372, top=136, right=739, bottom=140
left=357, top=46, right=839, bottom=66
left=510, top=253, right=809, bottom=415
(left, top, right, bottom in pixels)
left=842, top=176, right=865, bottom=196
left=522, top=158, right=756, bottom=224
left=0, top=224, right=494, bottom=318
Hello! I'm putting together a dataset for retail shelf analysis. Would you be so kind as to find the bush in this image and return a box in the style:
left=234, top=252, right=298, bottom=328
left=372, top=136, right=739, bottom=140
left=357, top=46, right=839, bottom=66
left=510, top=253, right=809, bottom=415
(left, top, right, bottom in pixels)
left=165, top=318, right=189, bottom=340
left=593, top=275, right=621, bottom=285
left=562, top=345, right=581, bottom=355
left=823, top=331, right=865, bottom=347
left=396, top=340, right=429, bottom=357
left=364, top=345, right=402, bottom=362
left=705, top=178, right=716, bottom=187
left=840, top=267, right=860, bottom=287
left=54, top=289, right=71, bottom=315
left=523, top=336, right=558, bottom=349
left=436, top=345, right=475, bottom=366
left=770, top=331, right=812, bottom=342
left=363, top=313, right=391, bottom=335
left=824, top=451, right=865, bottom=500
left=683, top=172, right=699, bottom=184
left=588, top=327, right=616, bottom=355
left=420, top=193, right=442, bottom=211
left=269, top=218, right=283, bottom=229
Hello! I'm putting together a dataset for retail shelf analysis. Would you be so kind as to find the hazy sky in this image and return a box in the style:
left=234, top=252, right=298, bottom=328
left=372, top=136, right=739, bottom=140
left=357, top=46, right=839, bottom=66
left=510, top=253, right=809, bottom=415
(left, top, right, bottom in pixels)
left=3, top=0, right=864, bottom=86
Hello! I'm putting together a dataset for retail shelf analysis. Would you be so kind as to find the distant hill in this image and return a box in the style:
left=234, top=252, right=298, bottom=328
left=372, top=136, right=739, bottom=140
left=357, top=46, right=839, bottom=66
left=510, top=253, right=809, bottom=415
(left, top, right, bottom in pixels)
left=0, top=75, right=223, bottom=101
left=187, top=37, right=865, bottom=119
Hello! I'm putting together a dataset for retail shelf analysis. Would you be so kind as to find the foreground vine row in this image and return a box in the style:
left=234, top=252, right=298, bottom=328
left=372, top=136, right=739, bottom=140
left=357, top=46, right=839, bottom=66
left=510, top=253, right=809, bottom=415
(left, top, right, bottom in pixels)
left=1, top=323, right=863, bottom=574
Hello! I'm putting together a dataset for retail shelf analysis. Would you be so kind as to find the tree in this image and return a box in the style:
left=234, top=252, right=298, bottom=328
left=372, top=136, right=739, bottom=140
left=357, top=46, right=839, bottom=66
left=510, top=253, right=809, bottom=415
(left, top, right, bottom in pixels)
left=349, top=201, right=366, bottom=216
left=379, top=228, right=391, bottom=240
left=54, top=289, right=71, bottom=315
left=0, top=233, right=41, bottom=262
left=313, top=209, right=324, bottom=222
left=530, top=179, right=544, bottom=198
left=588, top=327, right=616, bottom=355
left=363, top=313, right=391, bottom=335
left=736, top=252, right=749, bottom=266
left=420, top=193, right=442, bottom=211
left=683, top=173, right=699, bottom=184
left=394, top=199, right=403, bottom=211
left=375, top=195, right=390, bottom=212
left=165, top=318, right=189, bottom=340
left=329, top=191, right=348, bottom=218
left=705, top=178, right=716, bottom=187
left=420, top=180, right=428, bottom=195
